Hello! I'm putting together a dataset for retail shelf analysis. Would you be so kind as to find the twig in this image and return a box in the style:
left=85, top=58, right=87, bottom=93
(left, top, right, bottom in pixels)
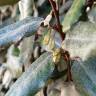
left=48, top=0, right=72, bottom=82
left=62, top=50, right=73, bottom=82
left=48, top=0, right=65, bottom=40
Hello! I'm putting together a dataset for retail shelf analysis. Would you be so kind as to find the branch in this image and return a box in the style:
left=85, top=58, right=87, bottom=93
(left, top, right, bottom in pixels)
left=48, top=0, right=65, bottom=40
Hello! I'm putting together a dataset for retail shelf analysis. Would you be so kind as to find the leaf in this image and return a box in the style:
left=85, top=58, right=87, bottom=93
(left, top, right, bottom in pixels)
left=0, top=0, right=20, bottom=6
left=5, top=52, right=55, bottom=96
left=60, top=82, right=80, bottom=96
left=61, top=21, right=96, bottom=95
left=62, top=0, right=86, bottom=32
left=6, top=45, right=23, bottom=78
left=62, top=21, right=96, bottom=60
left=59, top=0, right=73, bottom=15
left=88, top=6, right=96, bottom=23
left=72, top=54, right=96, bottom=96
left=12, top=47, right=20, bottom=57
left=41, top=28, right=62, bottom=52
left=0, top=17, right=43, bottom=47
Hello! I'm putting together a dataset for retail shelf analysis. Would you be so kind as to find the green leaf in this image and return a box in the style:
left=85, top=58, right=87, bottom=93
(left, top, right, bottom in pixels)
left=62, top=0, right=86, bottom=32
left=72, top=56, right=96, bottom=96
left=5, top=52, right=55, bottom=96
left=88, top=6, right=96, bottom=23
left=0, top=0, right=20, bottom=6
left=12, top=47, right=20, bottom=57
left=0, top=17, right=43, bottom=47
left=62, top=21, right=96, bottom=59
left=62, top=21, right=96, bottom=96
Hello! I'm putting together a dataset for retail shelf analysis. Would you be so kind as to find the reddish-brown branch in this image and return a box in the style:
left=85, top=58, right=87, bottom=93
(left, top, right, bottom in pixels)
left=86, top=0, right=94, bottom=7
left=48, top=0, right=65, bottom=40
left=62, top=50, right=73, bottom=82
left=48, top=0, right=72, bottom=82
